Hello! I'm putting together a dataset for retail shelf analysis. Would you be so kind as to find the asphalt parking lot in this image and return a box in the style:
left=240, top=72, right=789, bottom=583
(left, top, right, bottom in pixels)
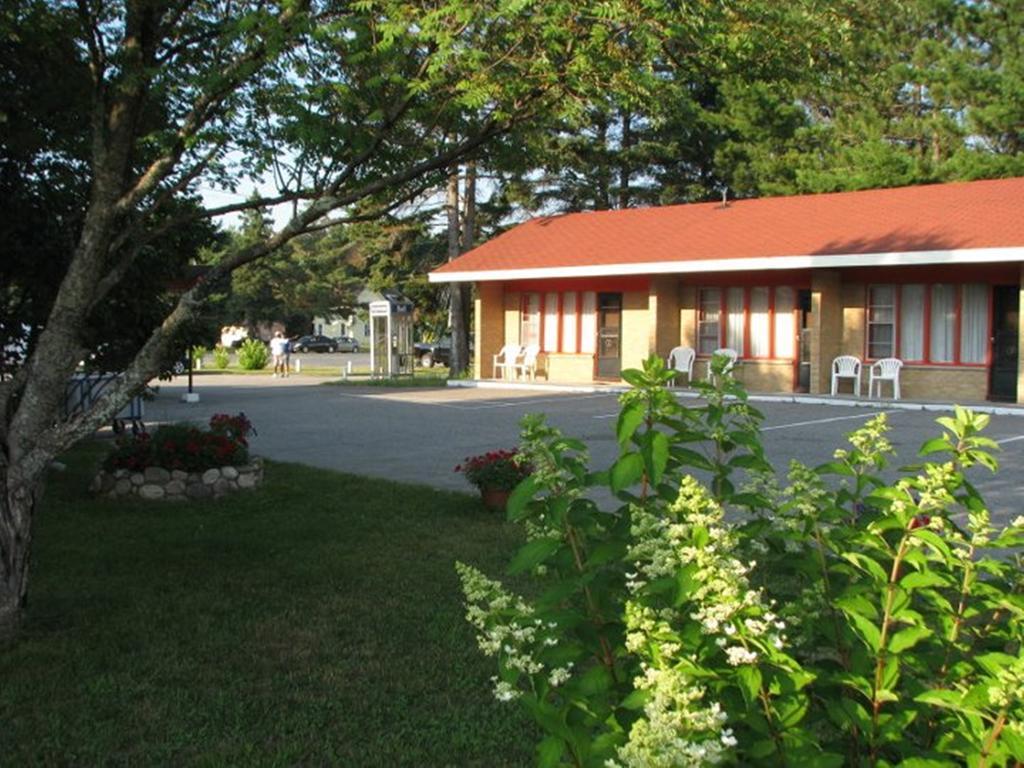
left=148, top=374, right=1024, bottom=526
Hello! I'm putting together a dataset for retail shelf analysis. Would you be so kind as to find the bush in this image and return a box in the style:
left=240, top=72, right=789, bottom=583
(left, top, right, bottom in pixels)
left=457, top=355, right=1024, bottom=767
left=213, top=345, right=230, bottom=369
left=237, top=338, right=268, bottom=370
left=191, top=345, right=207, bottom=366
left=104, top=413, right=253, bottom=472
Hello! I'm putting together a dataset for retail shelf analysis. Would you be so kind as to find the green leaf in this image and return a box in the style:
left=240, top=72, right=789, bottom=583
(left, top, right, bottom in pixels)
left=889, top=626, right=932, bottom=653
left=670, top=446, right=715, bottom=471
left=610, top=453, right=644, bottom=492
left=841, top=552, right=889, bottom=585
left=900, top=570, right=952, bottom=590
left=815, top=460, right=855, bottom=477
left=777, top=694, right=809, bottom=728
left=616, top=401, right=645, bottom=447
left=537, top=736, right=564, bottom=768
left=508, top=538, right=562, bottom=575
left=577, top=665, right=613, bottom=696
left=919, top=437, right=952, bottom=456
left=507, top=476, right=539, bottom=521
left=619, top=688, right=649, bottom=711
left=641, top=430, right=669, bottom=485
left=735, top=664, right=762, bottom=707
left=915, top=689, right=986, bottom=718
left=841, top=608, right=882, bottom=652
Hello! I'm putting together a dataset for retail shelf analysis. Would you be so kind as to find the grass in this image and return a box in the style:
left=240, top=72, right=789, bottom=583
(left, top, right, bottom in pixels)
left=0, top=443, right=535, bottom=766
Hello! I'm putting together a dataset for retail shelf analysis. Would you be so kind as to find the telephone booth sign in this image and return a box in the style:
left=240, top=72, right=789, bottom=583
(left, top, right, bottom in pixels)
left=368, top=293, right=415, bottom=378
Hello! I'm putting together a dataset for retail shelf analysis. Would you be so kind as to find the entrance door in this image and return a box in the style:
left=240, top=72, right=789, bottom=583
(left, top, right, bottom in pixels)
left=796, top=289, right=812, bottom=393
left=596, top=293, right=622, bottom=380
left=989, top=285, right=1019, bottom=401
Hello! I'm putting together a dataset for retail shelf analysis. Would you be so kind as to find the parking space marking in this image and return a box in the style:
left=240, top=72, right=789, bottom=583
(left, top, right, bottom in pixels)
left=761, top=410, right=901, bottom=432
left=337, top=391, right=615, bottom=411
left=996, top=434, right=1024, bottom=445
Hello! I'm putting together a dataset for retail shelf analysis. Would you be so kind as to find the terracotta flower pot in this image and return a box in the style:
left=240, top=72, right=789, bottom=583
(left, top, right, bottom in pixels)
left=480, top=486, right=511, bottom=512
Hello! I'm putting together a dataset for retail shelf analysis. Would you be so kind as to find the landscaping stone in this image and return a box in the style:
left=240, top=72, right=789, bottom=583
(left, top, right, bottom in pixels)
left=93, top=459, right=262, bottom=502
left=139, top=484, right=165, bottom=500
left=144, top=467, right=171, bottom=483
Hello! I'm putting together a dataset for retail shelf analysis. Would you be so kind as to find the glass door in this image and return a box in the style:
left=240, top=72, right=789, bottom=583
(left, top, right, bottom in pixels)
left=989, top=285, right=1019, bottom=401
left=596, top=293, right=622, bottom=380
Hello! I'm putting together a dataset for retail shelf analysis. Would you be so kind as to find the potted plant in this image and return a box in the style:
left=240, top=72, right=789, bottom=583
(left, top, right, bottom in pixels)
left=455, top=449, right=531, bottom=511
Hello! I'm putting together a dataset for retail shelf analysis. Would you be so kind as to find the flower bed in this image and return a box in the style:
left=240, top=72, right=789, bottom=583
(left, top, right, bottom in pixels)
left=94, top=413, right=262, bottom=501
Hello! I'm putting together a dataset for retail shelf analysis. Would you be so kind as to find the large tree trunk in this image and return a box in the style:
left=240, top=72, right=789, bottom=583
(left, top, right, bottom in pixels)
left=447, top=170, right=471, bottom=376
left=0, top=473, right=38, bottom=638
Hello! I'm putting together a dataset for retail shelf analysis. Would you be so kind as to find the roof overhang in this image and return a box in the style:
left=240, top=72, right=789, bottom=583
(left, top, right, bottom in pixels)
left=428, top=246, right=1024, bottom=283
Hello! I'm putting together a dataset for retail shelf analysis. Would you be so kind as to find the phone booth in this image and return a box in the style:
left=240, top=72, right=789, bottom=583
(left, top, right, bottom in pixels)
left=369, top=294, right=415, bottom=379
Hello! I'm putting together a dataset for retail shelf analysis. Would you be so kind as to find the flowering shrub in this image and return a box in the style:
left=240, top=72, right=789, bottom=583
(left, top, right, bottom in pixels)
left=457, top=355, right=1024, bottom=767
left=455, top=449, right=532, bottom=491
left=104, top=413, right=253, bottom=472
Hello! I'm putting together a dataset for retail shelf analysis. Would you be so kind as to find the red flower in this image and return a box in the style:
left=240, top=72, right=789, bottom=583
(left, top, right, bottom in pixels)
left=909, top=514, right=932, bottom=530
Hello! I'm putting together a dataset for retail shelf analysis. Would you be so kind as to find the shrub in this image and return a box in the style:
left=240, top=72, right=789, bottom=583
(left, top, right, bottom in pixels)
left=456, top=449, right=532, bottom=491
left=104, top=413, right=253, bottom=472
left=213, top=345, right=230, bottom=369
left=237, top=338, right=268, bottom=370
left=191, top=345, right=207, bottom=366
left=457, top=355, right=1024, bottom=767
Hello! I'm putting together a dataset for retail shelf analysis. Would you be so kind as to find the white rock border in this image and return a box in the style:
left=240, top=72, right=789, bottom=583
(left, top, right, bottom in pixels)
left=91, top=457, right=264, bottom=501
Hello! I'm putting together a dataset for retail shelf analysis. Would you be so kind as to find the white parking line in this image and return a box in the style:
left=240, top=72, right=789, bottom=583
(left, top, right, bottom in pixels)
left=996, top=434, right=1024, bottom=445
left=761, top=410, right=901, bottom=432
left=337, top=391, right=615, bottom=410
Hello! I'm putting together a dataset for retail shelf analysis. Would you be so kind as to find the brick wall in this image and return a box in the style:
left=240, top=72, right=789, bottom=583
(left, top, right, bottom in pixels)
left=649, top=277, right=681, bottom=360
left=811, top=269, right=843, bottom=394
left=896, top=366, right=988, bottom=401
left=474, top=282, right=505, bottom=380
left=679, top=283, right=697, bottom=348
left=546, top=353, right=595, bottom=381
left=622, top=290, right=650, bottom=372
left=734, top=360, right=796, bottom=392
left=1019, top=264, right=1024, bottom=404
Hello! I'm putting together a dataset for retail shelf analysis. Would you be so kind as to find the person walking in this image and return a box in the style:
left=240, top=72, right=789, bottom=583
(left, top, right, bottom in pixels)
left=283, top=335, right=292, bottom=377
left=270, top=331, right=288, bottom=377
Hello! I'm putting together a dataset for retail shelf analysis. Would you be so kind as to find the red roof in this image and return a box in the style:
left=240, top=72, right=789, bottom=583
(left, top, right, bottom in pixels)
left=431, top=177, right=1024, bottom=279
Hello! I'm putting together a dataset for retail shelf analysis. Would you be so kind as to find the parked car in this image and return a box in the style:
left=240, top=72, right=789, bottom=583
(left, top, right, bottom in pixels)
left=290, top=334, right=337, bottom=353
left=414, top=341, right=450, bottom=368
left=334, top=336, right=361, bottom=353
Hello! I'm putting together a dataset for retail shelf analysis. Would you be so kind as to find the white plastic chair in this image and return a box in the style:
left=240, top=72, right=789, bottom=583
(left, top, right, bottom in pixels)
left=831, top=355, right=862, bottom=397
left=869, top=358, right=903, bottom=400
left=492, top=343, right=522, bottom=380
left=513, top=344, right=541, bottom=381
left=706, top=348, right=739, bottom=381
left=666, top=346, right=696, bottom=387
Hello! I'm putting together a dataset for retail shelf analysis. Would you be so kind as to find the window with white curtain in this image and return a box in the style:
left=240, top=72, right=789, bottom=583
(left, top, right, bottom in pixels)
left=750, top=287, right=770, bottom=357
left=561, top=292, right=578, bottom=354
left=960, top=284, right=988, bottom=364
left=899, top=285, right=925, bottom=361
left=774, top=287, right=795, bottom=359
left=698, top=288, right=721, bottom=354
left=868, top=285, right=895, bottom=359
left=520, top=293, right=541, bottom=347
left=726, top=287, right=745, bottom=353
left=579, top=291, right=597, bottom=354
left=930, top=284, right=956, bottom=362
left=543, top=292, right=559, bottom=351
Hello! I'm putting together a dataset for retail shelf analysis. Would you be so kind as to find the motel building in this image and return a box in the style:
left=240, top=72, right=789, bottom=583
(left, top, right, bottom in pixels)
left=428, top=177, right=1024, bottom=405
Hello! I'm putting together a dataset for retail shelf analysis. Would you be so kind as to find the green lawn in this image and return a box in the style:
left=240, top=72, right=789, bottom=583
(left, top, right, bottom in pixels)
left=0, top=443, right=534, bottom=766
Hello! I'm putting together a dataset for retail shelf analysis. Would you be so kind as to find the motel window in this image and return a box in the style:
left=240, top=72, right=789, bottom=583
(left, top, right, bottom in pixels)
left=561, top=293, right=578, bottom=353
left=899, top=285, right=925, bottom=361
left=698, top=286, right=797, bottom=359
left=698, top=289, right=721, bottom=354
left=543, top=292, right=560, bottom=351
left=872, top=283, right=989, bottom=365
left=867, top=285, right=895, bottom=359
left=774, top=287, right=795, bottom=359
left=580, top=292, right=597, bottom=353
left=521, top=293, right=541, bottom=347
left=749, top=287, right=771, bottom=357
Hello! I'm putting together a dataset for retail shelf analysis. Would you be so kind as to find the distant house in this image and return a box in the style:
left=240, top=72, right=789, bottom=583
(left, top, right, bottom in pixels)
left=313, top=288, right=380, bottom=341
left=429, top=177, right=1024, bottom=403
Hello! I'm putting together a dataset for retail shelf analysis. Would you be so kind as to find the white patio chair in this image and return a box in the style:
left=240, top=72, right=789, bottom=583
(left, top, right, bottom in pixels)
left=706, top=348, right=739, bottom=382
left=831, top=355, right=862, bottom=397
left=492, top=343, right=522, bottom=380
left=869, top=357, right=903, bottom=400
left=512, top=344, right=541, bottom=381
left=666, top=346, right=696, bottom=387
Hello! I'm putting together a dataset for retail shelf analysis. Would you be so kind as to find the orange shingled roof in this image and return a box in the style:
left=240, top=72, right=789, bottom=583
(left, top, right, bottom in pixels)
left=432, top=177, right=1024, bottom=277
